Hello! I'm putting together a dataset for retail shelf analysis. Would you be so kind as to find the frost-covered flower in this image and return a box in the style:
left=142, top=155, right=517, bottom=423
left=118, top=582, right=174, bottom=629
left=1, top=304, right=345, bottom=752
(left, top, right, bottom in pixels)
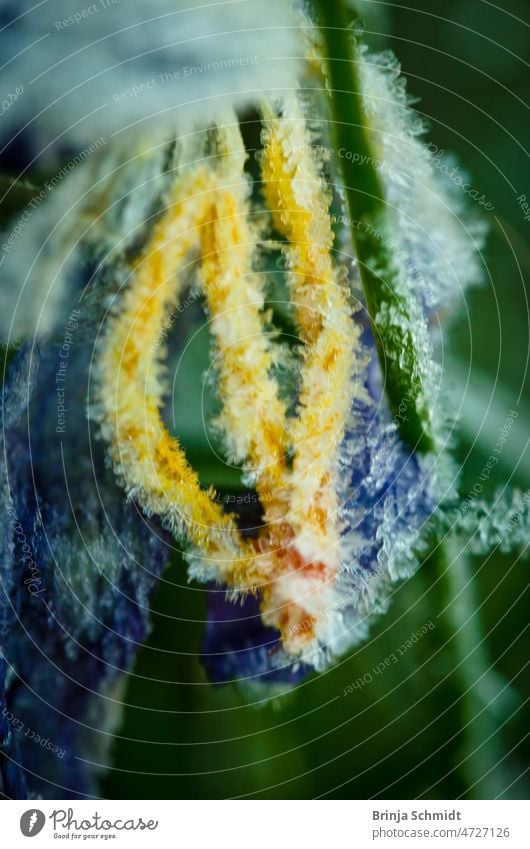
left=0, top=0, right=527, bottom=799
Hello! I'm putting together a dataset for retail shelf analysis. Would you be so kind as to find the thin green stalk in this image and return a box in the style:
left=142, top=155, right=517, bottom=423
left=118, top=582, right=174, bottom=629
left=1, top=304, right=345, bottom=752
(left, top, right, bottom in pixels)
left=432, top=541, right=517, bottom=798
left=313, top=0, right=434, bottom=453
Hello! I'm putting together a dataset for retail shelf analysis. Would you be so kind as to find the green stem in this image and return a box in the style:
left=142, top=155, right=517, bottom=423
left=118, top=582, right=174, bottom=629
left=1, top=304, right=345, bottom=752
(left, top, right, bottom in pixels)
left=313, top=0, right=434, bottom=453
left=432, top=541, right=517, bottom=798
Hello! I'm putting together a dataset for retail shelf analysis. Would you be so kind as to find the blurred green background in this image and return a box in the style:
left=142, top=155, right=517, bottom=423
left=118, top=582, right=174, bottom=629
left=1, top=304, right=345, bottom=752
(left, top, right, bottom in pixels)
left=97, top=0, right=529, bottom=799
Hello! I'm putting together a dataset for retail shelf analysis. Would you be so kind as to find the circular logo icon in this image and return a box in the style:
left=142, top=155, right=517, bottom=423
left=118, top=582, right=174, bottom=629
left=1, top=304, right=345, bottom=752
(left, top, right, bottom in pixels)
left=20, top=809, right=46, bottom=837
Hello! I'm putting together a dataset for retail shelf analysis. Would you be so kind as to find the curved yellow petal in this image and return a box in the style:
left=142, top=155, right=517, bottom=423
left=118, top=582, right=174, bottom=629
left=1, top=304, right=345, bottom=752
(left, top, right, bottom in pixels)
left=95, top=165, right=252, bottom=581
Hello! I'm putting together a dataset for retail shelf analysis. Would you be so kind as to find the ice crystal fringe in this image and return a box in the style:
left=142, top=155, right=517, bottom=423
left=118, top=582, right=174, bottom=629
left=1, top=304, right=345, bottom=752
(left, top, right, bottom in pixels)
left=356, top=46, right=487, bottom=314
left=447, top=489, right=530, bottom=555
